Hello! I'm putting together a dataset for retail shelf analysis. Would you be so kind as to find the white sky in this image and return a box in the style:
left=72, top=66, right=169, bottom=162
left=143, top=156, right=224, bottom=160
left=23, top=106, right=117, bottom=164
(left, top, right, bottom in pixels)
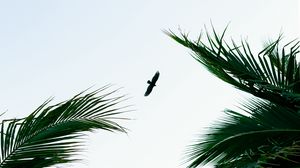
left=0, top=0, right=299, bottom=168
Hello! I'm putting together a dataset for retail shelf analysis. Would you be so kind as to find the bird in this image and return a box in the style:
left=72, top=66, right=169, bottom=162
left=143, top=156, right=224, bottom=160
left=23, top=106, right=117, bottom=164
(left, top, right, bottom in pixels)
left=144, top=71, right=160, bottom=96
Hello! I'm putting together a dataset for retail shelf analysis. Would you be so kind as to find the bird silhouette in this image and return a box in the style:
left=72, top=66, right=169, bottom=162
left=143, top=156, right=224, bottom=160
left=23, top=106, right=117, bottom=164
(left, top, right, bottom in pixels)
left=144, top=71, right=160, bottom=96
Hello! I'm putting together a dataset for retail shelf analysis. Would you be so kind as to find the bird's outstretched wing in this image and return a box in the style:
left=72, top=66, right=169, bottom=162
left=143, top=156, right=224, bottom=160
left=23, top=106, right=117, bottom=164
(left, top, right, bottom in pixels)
left=144, top=84, right=154, bottom=96
left=151, top=71, right=160, bottom=84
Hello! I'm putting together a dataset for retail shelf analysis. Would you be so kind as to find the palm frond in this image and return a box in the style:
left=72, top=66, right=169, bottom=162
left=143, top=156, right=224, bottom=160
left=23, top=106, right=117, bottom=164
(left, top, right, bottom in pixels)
left=185, top=99, right=300, bottom=168
left=166, top=28, right=300, bottom=108
left=0, top=85, right=130, bottom=168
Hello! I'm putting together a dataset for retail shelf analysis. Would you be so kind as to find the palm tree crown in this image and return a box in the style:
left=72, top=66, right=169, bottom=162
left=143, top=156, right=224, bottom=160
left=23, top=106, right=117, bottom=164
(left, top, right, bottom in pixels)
left=167, top=27, right=300, bottom=168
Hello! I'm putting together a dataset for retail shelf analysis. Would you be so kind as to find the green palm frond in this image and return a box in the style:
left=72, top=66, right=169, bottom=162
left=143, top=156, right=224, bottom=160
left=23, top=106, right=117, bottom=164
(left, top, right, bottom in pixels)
left=185, top=99, right=300, bottom=168
left=166, top=28, right=300, bottom=108
left=167, top=27, right=300, bottom=168
left=0, top=85, right=130, bottom=168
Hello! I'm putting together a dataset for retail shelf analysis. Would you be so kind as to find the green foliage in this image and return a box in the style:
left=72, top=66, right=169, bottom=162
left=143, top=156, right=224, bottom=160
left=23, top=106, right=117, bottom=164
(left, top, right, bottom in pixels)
left=0, top=85, right=129, bottom=168
left=167, top=27, right=300, bottom=168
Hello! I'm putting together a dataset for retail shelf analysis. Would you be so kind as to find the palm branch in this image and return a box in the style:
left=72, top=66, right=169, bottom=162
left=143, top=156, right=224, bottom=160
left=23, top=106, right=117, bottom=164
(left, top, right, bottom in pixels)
left=185, top=99, right=300, bottom=168
left=166, top=27, right=300, bottom=167
left=166, top=27, right=300, bottom=109
left=0, top=85, right=130, bottom=168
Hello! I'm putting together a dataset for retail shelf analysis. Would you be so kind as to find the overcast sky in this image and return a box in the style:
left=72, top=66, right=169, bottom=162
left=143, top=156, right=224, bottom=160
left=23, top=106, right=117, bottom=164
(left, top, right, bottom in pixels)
left=0, top=1, right=299, bottom=168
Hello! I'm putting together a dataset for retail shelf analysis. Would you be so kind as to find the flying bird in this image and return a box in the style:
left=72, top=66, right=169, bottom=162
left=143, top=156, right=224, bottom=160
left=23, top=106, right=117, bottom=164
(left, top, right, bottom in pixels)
left=144, top=71, right=160, bottom=96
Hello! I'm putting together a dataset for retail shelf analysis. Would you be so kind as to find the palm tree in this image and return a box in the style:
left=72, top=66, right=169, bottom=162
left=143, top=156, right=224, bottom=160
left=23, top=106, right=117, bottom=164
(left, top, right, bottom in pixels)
left=166, top=27, right=300, bottom=168
left=0, top=85, right=130, bottom=168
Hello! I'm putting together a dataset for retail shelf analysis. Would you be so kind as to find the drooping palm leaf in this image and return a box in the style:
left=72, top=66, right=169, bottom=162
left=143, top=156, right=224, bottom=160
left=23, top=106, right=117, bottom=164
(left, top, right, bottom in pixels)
left=0, top=85, right=130, bottom=168
left=166, top=28, right=300, bottom=109
left=185, top=99, right=300, bottom=168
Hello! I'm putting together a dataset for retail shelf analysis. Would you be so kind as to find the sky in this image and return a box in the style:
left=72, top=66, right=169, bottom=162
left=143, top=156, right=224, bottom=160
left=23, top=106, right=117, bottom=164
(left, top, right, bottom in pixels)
left=0, top=0, right=299, bottom=168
